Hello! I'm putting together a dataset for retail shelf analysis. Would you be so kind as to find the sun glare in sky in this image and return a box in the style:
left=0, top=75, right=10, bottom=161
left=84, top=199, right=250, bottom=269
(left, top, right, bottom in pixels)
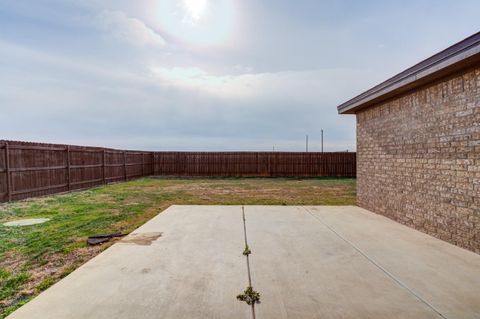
left=183, top=0, right=207, bottom=21
left=155, top=0, right=235, bottom=47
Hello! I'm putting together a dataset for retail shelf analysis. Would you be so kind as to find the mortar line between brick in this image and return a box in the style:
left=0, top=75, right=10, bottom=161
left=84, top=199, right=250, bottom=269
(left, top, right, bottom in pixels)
left=242, top=206, right=256, bottom=319
left=302, top=207, right=448, bottom=319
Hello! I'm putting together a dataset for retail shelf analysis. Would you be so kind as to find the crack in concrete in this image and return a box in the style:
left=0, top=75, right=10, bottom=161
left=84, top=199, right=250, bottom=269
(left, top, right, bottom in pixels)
left=241, top=205, right=257, bottom=319
left=302, top=207, right=448, bottom=319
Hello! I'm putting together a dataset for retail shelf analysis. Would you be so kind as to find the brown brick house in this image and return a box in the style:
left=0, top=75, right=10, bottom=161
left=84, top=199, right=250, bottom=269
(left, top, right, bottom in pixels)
left=338, top=32, right=480, bottom=253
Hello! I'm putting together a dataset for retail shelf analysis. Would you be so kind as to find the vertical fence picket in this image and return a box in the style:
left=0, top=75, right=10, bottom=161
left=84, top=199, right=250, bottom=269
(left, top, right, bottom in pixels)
left=4, top=143, right=11, bottom=202
left=102, top=149, right=106, bottom=184
left=123, top=151, right=127, bottom=181
left=66, top=145, right=71, bottom=191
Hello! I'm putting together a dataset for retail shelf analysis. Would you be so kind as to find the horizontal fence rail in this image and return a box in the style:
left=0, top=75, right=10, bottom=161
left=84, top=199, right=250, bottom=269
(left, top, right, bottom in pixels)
left=0, top=140, right=356, bottom=203
left=153, top=152, right=356, bottom=177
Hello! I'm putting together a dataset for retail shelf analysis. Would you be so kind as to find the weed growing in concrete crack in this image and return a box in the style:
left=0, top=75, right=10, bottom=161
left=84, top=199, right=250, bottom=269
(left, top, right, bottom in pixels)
left=237, top=286, right=261, bottom=305
left=243, top=245, right=251, bottom=256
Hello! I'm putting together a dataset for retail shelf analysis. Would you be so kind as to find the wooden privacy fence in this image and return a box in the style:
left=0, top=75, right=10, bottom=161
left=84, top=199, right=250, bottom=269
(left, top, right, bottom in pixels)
left=0, top=141, right=154, bottom=202
left=0, top=140, right=356, bottom=203
left=154, top=152, right=356, bottom=177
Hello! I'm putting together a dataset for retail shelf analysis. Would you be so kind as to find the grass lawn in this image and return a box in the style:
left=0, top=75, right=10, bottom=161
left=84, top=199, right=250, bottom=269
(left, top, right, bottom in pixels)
left=0, top=177, right=355, bottom=317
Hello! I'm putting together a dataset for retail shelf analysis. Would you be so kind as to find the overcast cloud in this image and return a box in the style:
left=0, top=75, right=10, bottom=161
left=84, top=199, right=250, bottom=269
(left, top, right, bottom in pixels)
left=1, top=0, right=479, bottom=151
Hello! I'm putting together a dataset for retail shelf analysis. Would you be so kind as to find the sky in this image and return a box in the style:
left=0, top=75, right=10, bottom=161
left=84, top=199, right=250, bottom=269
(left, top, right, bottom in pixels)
left=0, top=1, right=479, bottom=151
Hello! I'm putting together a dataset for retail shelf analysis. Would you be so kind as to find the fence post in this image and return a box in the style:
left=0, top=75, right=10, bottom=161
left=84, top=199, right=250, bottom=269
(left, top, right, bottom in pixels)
left=151, top=152, right=155, bottom=175
left=102, top=149, right=106, bottom=184
left=123, top=151, right=127, bottom=181
left=268, top=153, right=271, bottom=177
left=66, top=145, right=71, bottom=191
left=142, top=153, right=145, bottom=176
left=4, top=142, right=11, bottom=202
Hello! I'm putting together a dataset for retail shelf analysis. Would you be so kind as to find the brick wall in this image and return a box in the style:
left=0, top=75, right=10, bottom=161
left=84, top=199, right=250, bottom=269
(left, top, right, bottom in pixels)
left=356, top=65, right=480, bottom=253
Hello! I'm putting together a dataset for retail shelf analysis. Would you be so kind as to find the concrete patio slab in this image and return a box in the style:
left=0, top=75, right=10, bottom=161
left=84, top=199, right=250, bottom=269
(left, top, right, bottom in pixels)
left=7, top=206, right=249, bottom=319
left=305, top=206, right=480, bottom=319
left=246, top=206, right=442, bottom=319
left=7, top=205, right=480, bottom=319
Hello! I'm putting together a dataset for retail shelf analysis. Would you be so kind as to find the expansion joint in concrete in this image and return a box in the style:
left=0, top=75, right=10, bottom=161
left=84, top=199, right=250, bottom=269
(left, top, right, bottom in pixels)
left=240, top=205, right=257, bottom=319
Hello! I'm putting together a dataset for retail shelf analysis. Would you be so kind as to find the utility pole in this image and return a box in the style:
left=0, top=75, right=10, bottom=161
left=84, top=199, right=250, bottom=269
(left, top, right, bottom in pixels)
left=306, top=135, right=309, bottom=152
left=321, top=129, right=324, bottom=153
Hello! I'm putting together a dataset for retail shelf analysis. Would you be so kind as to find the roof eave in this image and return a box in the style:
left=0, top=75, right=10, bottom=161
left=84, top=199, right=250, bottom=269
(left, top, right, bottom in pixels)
left=337, top=33, right=480, bottom=115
